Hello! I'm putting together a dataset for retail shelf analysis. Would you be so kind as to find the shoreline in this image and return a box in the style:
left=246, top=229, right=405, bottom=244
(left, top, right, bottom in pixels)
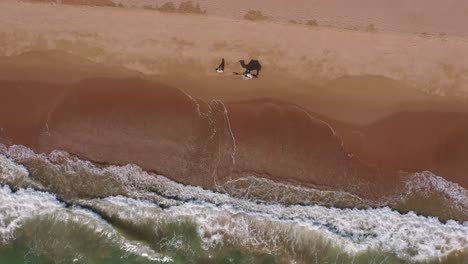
left=0, top=1, right=467, bottom=221
left=1, top=75, right=467, bottom=193
left=1, top=2, right=467, bottom=262
left=1, top=148, right=466, bottom=263
left=0, top=48, right=467, bottom=195
left=0, top=48, right=467, bottom=205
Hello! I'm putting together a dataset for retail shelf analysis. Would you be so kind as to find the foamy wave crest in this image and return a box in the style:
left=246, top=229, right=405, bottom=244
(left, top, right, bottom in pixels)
left=0, top=185, right=62, bottom=243
left=5, top=144, right=108, bottom=177
left=404, top=171, right=468, bottom=213
left=0, top=153, right=28, bottom=180
left=81, top=192, right=468, bottom=262
left=53, top=207, right=173, bottom=263
left=379, top=171, right=468, bottom=222
left=0, top=152, right=42, bottom=189
left=0, top=185, right=172, bottom=262
left=1, top=144, right=467, bottom=262
left=4, top=144, right=250, bottom=206
left=218, top=176, right=368, bottom=208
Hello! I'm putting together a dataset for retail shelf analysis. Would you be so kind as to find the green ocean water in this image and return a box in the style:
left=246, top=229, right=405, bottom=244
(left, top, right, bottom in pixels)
left=0, top=145, right=467, bottom=264
left=0, top=217, right=466, bottom=264
left=0, top=217, right=435, bottom=264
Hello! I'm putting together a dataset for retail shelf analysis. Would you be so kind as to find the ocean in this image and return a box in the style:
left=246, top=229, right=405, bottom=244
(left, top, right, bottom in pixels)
left=0, top=144, right=467, bottom=264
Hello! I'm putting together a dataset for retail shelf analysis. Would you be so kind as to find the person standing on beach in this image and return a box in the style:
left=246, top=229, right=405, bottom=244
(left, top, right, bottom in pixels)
left=216, top=58, right=225, bottom=72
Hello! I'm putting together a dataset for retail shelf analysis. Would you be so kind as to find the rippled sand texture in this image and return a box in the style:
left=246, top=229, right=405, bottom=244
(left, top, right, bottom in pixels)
left=115, top=0, right=468, bottom=37
left=2, top=1, right=468, bottom=98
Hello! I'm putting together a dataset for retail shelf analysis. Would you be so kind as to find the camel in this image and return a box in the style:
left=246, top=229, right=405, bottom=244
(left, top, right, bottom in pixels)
left=239, top=59, right=262, bottom=77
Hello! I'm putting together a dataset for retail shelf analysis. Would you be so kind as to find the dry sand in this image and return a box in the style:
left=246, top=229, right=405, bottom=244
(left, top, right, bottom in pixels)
left=2, top=1, right=468, bottom=100
left=115, top=0, right=468, bottom=38
left=2, top=1, right=468, bottom=123
left=1, top=1, right=468, bottom=199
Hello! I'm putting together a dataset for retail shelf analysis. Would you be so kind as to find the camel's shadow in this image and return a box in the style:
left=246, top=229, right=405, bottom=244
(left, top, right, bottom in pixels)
left=239, top=59, right=261, bottom=77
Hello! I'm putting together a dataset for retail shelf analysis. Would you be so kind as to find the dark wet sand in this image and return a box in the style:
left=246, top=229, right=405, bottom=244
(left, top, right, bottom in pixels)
left=0, top=78, right=396, bottom=199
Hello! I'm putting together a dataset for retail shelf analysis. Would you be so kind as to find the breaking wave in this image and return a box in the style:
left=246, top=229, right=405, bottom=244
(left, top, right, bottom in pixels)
left=0, top=144, right=467, bottom=263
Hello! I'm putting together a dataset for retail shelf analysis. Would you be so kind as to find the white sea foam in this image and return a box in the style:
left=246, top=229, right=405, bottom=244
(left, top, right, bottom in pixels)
left=1, top=144, right=468, bottom=262
left=0, top=185, right=172, bottom=262
left=218, top=176, right=367, bottom=207
left=44, top=205, right=173, bottom=263
left=0, top=185, right=63, bottom=243
left=0, top=153, right=30, bottom=184
left=402, top=171, right=468, bottom=213
left=87, top=190, right=468, bottom=262
left=4, top=144, right=233, bottom=205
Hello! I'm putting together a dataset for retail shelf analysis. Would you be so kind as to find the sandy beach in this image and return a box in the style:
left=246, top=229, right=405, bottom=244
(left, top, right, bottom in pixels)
left=1, top=0, right=468, bottom=195
left=0, top=1, right=467, bottom=262
left=1, top=54, right=468, bottom=199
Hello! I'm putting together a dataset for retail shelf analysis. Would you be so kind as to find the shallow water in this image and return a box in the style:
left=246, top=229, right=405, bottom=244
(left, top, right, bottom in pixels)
left=0, top=144, right=467, bottom=264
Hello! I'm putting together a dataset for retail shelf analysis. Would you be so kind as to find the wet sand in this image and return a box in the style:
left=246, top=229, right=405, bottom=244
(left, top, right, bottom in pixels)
left=1, top=60, right=468, bottom=199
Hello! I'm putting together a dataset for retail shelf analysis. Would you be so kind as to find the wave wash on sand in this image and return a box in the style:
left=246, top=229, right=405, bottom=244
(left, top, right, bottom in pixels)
left=0, top=144, right=467, bottom=263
